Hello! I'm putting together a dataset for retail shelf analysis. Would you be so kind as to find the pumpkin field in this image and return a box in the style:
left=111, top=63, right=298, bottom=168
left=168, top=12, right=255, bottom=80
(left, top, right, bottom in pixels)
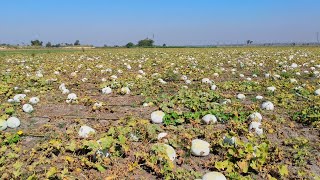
left=0, top=47, right=319, bottom=179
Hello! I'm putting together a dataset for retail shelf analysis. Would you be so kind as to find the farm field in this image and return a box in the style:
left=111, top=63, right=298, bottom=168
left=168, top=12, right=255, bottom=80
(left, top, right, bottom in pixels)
left=0, top=47, right=319, bottom=179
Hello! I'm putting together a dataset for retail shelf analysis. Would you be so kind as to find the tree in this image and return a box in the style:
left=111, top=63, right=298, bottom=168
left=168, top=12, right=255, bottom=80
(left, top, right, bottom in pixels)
left=125, top=42, right=134, bottom=48
left=246, top=40, right=253, bottom=45
left=74, top=40, right=80, bottom=46
left=45, top=42, right=52, bottom=47
left=31, top=40, right=43, bottom=46
left=162, top=43, right=167, bottom=47
left=137, top=38, right=154, bottom=47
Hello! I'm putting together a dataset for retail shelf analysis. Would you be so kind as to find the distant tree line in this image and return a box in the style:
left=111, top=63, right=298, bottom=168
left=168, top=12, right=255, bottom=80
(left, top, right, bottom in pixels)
left=246, top=40, right=253, bottom=45
left=123, top=38, right=169, bottom=48
left=3, top=38, right=320, bottom=48
left=125, top=38, right=155, bottom=48
left=29, top=38, right=158, bottom=48
left=31, top=40, right=43, bottom=46
left=30, top=39, right=82, bottom=47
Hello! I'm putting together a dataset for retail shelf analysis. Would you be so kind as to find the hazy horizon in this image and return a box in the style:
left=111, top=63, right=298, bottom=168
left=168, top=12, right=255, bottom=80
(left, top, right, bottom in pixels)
left=1, top=0, right=320, bottom=46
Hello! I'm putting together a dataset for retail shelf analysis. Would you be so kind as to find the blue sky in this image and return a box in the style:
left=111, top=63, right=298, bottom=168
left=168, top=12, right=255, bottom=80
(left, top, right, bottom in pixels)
left=1, top=0, right=320, bottom=46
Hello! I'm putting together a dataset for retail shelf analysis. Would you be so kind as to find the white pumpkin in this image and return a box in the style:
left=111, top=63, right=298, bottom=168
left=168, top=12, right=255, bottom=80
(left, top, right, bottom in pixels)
left=255, top=95, right=263, bottom=100
left=62, top=88, right=70, bottom=94
left=185, top=79, right=192, bottom=84
left=202, top=114, right=217, bottom=124
left=265, top=73, right=270, bottom=78
left=93, top=102, right=103, bottom=110
left=211, top=84, right=217, bottom=91
left=249, top=121, right=263, bottom=136
left=66, top=93, right=77, bottom=103
left=120, top=87, right=130, bottom=95
left=267, top=86, right=276, bottom=92
left=0, top=119, right=8, bottom=131
left=202, top=171, right=227, bottom=180
left=158, top=78, right=167, bottom=84
left=237, top=94, right=245, bottom=100
left=157, top=132, right=168, bottom=140
left=181, top=75, right=188, bottom=81
left=78, top=125, right=96, bottom=138
left=153, top=143, right=176, bottom=161
left=70, top=72, right=77, bottom=77
left=191, top=139, right=210, bottom=156
left=261, top=101, right=274, bottom=111
left=8, top=99, right=15, bottom=103
left=151, top=111, right=165, bottom=124
left=315, top=88, right=320, bottom=96
left=291, top=63, right=298, bottom=68
left=290, top=79, right=297, bottom=83
left=248, top=112, right=262, bottom=122
left=6, top=117, right=20, bottom=128
left=102, top=87, right=112, bottom=94
left=22, top=104, right=34, bottom=113
left=163, top=144, right=177, bottom=161
left=59, top=84, right=66, bottom=90
left=201, top=78, right=212, bottom=84
left=81, top=78, right=88, bottom=82
left=138, top=70, right=145, bottom=74
left=13, top=94, right=26, bottom=103
left=29, top=97, right=40, bottom=104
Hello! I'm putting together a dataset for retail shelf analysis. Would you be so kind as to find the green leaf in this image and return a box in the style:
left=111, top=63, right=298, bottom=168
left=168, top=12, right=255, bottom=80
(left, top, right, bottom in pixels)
left=5, top=107, right=15, bottom=115
left=49, top=139, right=62, bottom=149
left=118, top=134, right=127, bottom=144
left=215, top=160, right=229, bottom=170
left=237, top=160, right=249, bottom=173
left=66, top=140, right=77, bottom=152
left=96, top=164, right=106, bottom=172
left=99, top=136, right=114, bottom=149
left=278, top=164, right=289, bottom=177
left=83, top=140, right=100, bottom=150
left=107, top=127, right=115, bottom=135
left=13, top=161, right=23, bottom=170
left=46, top=167, right=57, bottom=178
left=245, top=143, right=254, bottom=153
left=228, top=148, right=235, bottom=156
left=26, top=174, right=36, bottom=180
left=250, top=160, right=258, bottom=170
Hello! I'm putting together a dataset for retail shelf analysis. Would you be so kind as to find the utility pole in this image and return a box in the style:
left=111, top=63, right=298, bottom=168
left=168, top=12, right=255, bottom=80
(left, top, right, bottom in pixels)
left=317, top=32, right=319, bottom=44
